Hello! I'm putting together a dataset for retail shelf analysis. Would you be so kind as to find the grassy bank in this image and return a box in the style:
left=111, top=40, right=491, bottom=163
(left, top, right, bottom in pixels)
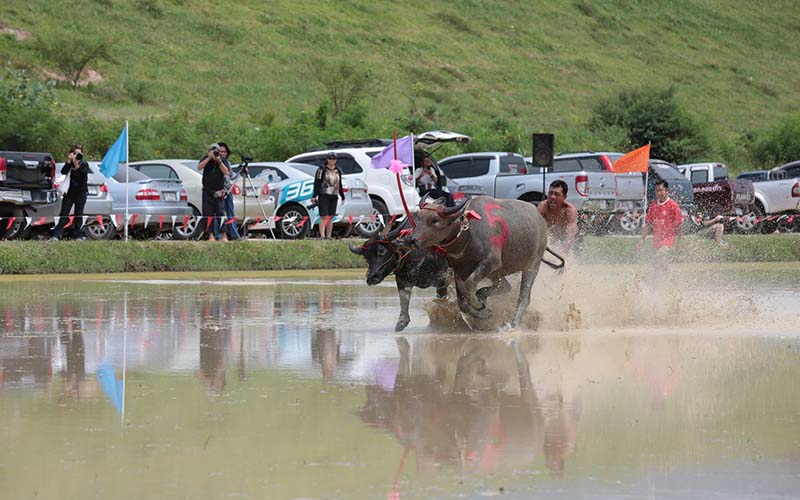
left=3, top=1, right=800, bottom=169
left=579, top=233, right=800, bottom=264
left=0, top=240, right=364, bottom=275
left=0, top=234, right=798, bottom=275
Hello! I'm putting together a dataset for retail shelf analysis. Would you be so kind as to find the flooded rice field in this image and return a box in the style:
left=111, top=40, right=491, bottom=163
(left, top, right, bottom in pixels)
left=1, top=263, right=799, bottom=499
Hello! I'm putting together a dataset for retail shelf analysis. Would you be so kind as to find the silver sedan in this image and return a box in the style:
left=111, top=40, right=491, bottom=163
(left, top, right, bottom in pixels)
left=89, top=163, right=193, bottom=238
left=247, top=162, right=373, bottom=238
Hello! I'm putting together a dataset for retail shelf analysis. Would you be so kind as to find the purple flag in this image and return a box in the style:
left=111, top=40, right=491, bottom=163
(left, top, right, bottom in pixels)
left=370, top=135, right=414, bottom=169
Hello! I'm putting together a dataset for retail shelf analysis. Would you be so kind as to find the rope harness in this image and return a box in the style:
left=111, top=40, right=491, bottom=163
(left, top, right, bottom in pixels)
left=420, top=202, right=472, bottom=255
left=359, top=238, right=423, bottom=275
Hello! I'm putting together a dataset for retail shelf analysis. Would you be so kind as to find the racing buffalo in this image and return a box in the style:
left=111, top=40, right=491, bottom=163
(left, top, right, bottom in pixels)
left=350, top=221, right=450, bottom=332
left=402, top=195, right=558, bottom=328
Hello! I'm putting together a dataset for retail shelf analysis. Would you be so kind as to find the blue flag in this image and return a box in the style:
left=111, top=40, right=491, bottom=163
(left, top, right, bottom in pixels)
left=99, top=124, right=128, bottom=178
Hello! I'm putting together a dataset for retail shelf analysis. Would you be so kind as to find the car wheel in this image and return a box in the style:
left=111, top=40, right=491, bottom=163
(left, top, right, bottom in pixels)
left=1, top=210, right=32, bottom=240
left=755, top=202, right=777, bottom=234
left=355, top=198, right=389, bottom=238
left=84, top=216, right=117, bottom=240
left=734, top=210, right=758, bottom=234
left=172, top=208, right=204, bottom=240
left=276, top=204, right=310, bottom=239
left=617, top=210, right=642, bottom=234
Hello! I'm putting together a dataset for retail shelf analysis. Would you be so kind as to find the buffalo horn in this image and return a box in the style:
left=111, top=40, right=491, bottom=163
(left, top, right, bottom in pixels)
left=348, top=243, right=363, bottom=255
left=444, top=199, right=468, bottom=217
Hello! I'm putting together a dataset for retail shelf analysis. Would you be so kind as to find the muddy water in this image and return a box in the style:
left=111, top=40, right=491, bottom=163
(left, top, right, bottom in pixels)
left=1, top=264, right=799, bottom=500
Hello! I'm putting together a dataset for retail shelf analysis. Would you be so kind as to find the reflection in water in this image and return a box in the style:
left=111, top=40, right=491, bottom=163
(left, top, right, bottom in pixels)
left=359, top=336, right=579, bottom=485
left=0, top=269, right=799, bottom=499
left=61, top=319, right=86, bottom=398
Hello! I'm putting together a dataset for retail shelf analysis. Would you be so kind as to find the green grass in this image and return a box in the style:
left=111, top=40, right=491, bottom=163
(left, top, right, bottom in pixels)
left=2, top=0, right=800, bottom=168
left=0, top=234, right=797, bottom=275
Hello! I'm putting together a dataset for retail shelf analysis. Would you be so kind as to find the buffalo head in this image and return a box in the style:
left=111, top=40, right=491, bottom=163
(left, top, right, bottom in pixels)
left=350, top=223, right=403, bottom=285
left=404, top=196, right=467, bottom=249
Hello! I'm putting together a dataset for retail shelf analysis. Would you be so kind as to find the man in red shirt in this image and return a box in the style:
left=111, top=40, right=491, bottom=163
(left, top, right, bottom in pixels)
left=641, top=179, right=683, bottom=251
left=538, top=180, right=579, bottom=253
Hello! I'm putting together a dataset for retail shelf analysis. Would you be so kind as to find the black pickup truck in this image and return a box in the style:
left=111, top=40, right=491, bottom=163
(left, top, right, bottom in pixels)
left=0, top=151, right=59, bottom=238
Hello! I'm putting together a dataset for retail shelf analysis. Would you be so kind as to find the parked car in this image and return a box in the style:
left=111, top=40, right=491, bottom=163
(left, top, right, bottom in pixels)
left=524, top=151, right=648, bottom=233
left=36, top=169, right=116, bottom=240
left=736, top=170, right=769, bottom=183
left=676, top=162, right=756, bottom=233
left=247, top=162, right=372, bottom=239
left=129, top=159, right=277, bottom=239
left=0, top=151, right=58, bottom=239
left=745, top=161, right=800, bottom=233
left=88, top=163, right=193, bottom=238
left=287, top=130, right=471, bottom=237
left=259, top=162, right=373, bottom=237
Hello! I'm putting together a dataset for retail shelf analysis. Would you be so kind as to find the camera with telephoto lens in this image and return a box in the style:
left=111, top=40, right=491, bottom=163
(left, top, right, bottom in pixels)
left=75, top=152, right=83, bottom=161
left=212, top=149, right=220, bottom=158
left=240, top=154, right=253, bottom=163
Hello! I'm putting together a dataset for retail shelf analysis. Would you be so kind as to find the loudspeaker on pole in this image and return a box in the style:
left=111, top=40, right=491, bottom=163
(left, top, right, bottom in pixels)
left=532, top=133, right=555, bottom=171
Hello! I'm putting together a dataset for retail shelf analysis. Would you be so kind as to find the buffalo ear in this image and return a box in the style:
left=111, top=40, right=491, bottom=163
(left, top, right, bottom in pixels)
left=466, top=210, right=482, bottom=221
left=348, top=243, right=364, bottom=255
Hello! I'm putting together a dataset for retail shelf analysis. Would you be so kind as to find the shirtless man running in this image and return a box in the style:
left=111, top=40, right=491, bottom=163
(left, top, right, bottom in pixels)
left=538, top=180, right=578, bottom=253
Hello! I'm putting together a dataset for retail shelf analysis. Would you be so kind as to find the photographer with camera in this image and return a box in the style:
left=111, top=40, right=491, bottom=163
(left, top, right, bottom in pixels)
left=51, top=144, right=90, bottom=240
left=198, top=142, right=230, bottom=241
left=218, top=142, right=241, bottom=241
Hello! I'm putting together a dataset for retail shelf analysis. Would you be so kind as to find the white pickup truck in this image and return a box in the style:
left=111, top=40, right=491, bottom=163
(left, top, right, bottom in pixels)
left=740, top=161, right=800, bottom=233
left=438, top=151, right=637, bottom=211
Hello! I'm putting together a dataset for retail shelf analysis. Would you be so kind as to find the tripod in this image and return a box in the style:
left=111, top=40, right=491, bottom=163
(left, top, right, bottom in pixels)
left=238, top=158, right=276, bottom=239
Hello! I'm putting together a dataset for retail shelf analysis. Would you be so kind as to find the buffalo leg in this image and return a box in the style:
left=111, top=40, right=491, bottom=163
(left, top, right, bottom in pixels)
left=460, top=259, right=501, bottom=318
left=395, top=280, right=413, bottom=332
left=435, top=278, right=449, bottom=299
left=512, top=261, right=542, bottom=328
left=476, top=276, right=511, bottom=303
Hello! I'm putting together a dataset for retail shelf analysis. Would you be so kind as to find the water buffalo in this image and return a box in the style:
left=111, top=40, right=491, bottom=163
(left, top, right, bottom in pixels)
left=403, top=195, right=556, bottom=328
left=349, top=221, right=450, bottom=332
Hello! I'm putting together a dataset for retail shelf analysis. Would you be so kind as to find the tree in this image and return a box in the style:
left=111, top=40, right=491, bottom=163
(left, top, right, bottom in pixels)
left=589, top=86, right=710, bottom=164
left=35, top=32, right=112, bottom=87
left=310, top=60, right=379, bottom=118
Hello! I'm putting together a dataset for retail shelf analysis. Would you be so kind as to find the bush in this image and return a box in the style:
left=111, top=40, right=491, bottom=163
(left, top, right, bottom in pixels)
left=589, top=86, right=711, bottom=164
left=750, top=115, right=800, bottom=167
left=0, top=65, right=62, bottom=152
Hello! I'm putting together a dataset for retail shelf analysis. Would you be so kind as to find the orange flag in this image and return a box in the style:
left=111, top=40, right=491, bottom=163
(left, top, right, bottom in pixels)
left=613, top=144, right=650, bottom=173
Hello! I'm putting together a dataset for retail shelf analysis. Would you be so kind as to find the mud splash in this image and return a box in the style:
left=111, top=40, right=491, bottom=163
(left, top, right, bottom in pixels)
left=425, top=262, right=800, bottom=333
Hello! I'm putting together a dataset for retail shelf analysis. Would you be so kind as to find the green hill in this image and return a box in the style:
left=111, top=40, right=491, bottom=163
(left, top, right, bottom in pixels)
left=1, top=0, right=799, bottom=168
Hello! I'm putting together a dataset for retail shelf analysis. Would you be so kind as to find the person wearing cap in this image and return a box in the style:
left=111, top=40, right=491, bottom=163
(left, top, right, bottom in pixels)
left=198, top=142, right=230, bottom=241
left=218, top=142, right=241, bottom=241
left=311, top=152, right=345, bottom=240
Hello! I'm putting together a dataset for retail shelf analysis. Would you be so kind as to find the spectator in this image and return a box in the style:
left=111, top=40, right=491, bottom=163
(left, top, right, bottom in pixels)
left=52, top=144, right=90, bottom=240
left=691, top=212, right=727, bottom=246
left=416, top=156, right=454, bottom=206
left=311, top=152, right=345, bottom=240
left=415, top=157, right=438, bottom=196
left=198, top=143, right=229, bottom=241
left=640, top=179, right=683, bottom=252
left=219, top=142, right=241, bottom=241
left=537, top=180, right=578, bottom=254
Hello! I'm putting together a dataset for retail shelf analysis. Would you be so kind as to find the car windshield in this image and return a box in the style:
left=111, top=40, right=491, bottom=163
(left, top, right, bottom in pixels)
left=182, top=161, right=198, bottom=170
left=651, top=162, right=683, bottom=180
